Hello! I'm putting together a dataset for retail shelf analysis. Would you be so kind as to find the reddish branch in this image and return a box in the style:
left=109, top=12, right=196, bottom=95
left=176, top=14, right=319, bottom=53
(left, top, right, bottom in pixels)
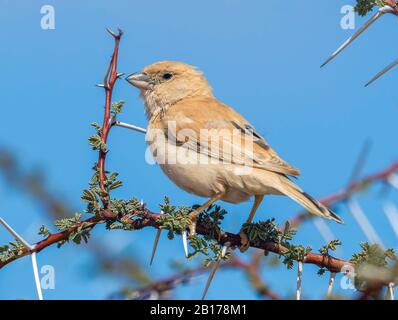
left=129, top=253, right=280, bottom=300
left=97, top=28, right=123, bottom=206
left=1, top=159, right=397, bottom=271
left=385, top=0, right=398, bottom=15
left=0, top=29, right=122, bottom=266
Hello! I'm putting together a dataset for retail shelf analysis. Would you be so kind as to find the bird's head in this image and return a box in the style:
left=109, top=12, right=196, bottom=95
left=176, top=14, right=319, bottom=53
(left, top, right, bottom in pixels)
left=126, top=61, right=213, bottom=118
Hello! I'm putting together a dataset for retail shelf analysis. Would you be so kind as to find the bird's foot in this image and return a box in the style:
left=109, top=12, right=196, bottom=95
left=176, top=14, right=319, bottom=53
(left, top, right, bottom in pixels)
left=187, top=210, right=200, bottom=237
left=239, top=228, right=250, bottom=253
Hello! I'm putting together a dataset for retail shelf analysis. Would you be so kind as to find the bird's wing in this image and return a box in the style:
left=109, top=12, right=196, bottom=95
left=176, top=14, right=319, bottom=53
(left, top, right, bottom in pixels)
left=153, top=96, right=300, bottom=177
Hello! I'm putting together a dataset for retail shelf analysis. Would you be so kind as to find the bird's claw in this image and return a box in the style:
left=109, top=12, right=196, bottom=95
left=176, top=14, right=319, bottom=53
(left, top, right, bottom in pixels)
left=239, top=228, right=250, bottom=253
left=186, top=210, right=201, bottom=237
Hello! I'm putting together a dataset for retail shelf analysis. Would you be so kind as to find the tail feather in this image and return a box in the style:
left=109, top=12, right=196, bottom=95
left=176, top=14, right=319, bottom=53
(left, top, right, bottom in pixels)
left=278, top=176, right=344, bottom=224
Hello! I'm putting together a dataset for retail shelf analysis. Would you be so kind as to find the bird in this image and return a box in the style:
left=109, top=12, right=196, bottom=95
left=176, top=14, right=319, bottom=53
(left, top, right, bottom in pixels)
left=126, top=61, right=343, bottom=251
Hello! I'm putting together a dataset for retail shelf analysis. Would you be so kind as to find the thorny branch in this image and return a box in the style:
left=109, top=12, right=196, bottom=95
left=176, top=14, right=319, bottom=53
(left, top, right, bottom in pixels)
left=121, top=252, right=280, bottom=300
left=97, top=28, right=123, bottom=206
left=3, top=153, right=397, bottom=274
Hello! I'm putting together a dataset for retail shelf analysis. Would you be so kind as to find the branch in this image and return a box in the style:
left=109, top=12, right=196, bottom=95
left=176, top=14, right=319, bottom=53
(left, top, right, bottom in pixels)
left=120, top=253, right=280, bottom=300
left=2, top=159, right=396, bottom=270
left=97, top=28, right=123, bottom=206
left=383, top=0, right=398, bottom=14
left=0, top=207, right=350, bottom=272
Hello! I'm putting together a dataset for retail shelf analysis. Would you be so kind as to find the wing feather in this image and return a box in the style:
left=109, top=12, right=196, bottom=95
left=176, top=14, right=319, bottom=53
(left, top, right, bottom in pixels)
left=150, top=96, right=300, bottom=177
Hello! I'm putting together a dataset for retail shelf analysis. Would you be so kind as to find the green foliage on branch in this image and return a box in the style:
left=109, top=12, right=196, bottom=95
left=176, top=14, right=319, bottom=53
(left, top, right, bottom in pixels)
left=350, top=242, right=397, bottom=290
left=318, top=240, right=342, bottom=275
left=157, top=197, right=191, bottom=238
left=111, top=100, right=125, bottom=116
left=242, top=219, right=312, bottom=269
left=0, top=240, right=25, bottom=262
left=354, top=0, right=386, bottom=16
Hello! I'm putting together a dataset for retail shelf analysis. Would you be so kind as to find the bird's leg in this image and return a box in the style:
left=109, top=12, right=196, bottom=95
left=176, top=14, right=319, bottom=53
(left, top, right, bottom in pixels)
left=187, top=192, right=224, bottom=237
left=239, top=195, right=264, bottom=252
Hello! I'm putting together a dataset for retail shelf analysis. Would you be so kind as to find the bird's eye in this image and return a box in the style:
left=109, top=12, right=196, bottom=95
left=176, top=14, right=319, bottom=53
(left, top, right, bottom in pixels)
left=162, top=73, right=173, bottom=80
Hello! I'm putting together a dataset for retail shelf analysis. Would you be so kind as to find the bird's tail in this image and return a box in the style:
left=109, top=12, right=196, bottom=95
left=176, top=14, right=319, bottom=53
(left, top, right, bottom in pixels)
left=277, top=175, right=344, bottom=224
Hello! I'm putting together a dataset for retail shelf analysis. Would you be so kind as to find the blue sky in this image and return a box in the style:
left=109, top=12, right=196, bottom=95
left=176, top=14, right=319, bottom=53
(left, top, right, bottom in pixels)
left=0, top=0, right=397, bottom=299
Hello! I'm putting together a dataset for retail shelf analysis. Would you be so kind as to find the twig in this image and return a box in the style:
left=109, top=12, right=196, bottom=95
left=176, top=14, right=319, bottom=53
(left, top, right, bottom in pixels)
left=97, top=28, right=123, bottom=206
left=0, top=217, right=43, bottom=300
left=128, top=253, right=279, bottom=300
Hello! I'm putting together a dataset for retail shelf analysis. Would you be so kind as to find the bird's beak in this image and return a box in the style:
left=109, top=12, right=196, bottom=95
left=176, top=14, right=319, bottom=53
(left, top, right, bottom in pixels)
left=126, top=72, right=153, bottom=90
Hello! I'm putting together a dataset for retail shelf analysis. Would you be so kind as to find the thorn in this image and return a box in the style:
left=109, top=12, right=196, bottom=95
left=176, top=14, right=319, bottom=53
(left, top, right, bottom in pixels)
left=365, top=58, right=398, bottom=87
left=221, top=242, right=230, bottom=258
left=182, top=230, right=188, bottom=258
left=117, top=72, right=125, bottom=78
left=321, top=8, right=388, bottom=68
left=387, top=174, right=398, bottom=190
left=347, top=199, right=385, bottom=249
left=106, top=27, right=117, bottom=37
left=149, top=207, right=162, bottom=266
left=296, top=261, right=303, bottom=300
left=31, top=252, right=43, bottom=300
left=388, top=282, right=395, bottom=300
left=95, top=84, right=105, bottom=88
left=201, top=260, right=221, bottom=300
left=110, top=115, right=117, bottom=127
left=0, top=217, right=32, bottom=250
left=327, top=272, right=336, bottom=298
left=383, top=201, right=398, bottom=241
left=201, top=243, right=230, bottom=300
left=150, top=229, right=162, bottom=266
left=114, top=121, right=147, bottom=134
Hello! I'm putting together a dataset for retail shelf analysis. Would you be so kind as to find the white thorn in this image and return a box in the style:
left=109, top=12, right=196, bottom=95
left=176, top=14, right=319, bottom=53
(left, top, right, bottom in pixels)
left=387, top=173, right=398, bottom=190
left=383, top=201, right=398, bottom=241
left=106, top=27, right=117, bottom=37
left=365, top=58, right=398, bottom=87
left=117, top=72, right=125, bottom=78
left=388, top=283, right=395, bottom=300
left=221, top=243, right=229, bottom=258
left=150, top=229, right=162, bottom=266
left=31, top=252, right=43, bottom=300
left=201, top=260, right=221, bottom=300
left=296, top=261, right=303, bottom=300
left=347, top=199, right=385, bottom=249
left=201, top=243, right=230, bottom=300
left=0, top=217, right=32, bottom=250
left=321, top=9, right=386, bottom=67
left=95, top=84, right=105, bottom=88
left=115, top=121, right=147, bottom=134
left=327, top=272, right=336, bottom=298
left=313, top=218, right=337, bottom=244
left=182, top=231, right=188, bottom=258
left=148, top=290, right=160, bottom=300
